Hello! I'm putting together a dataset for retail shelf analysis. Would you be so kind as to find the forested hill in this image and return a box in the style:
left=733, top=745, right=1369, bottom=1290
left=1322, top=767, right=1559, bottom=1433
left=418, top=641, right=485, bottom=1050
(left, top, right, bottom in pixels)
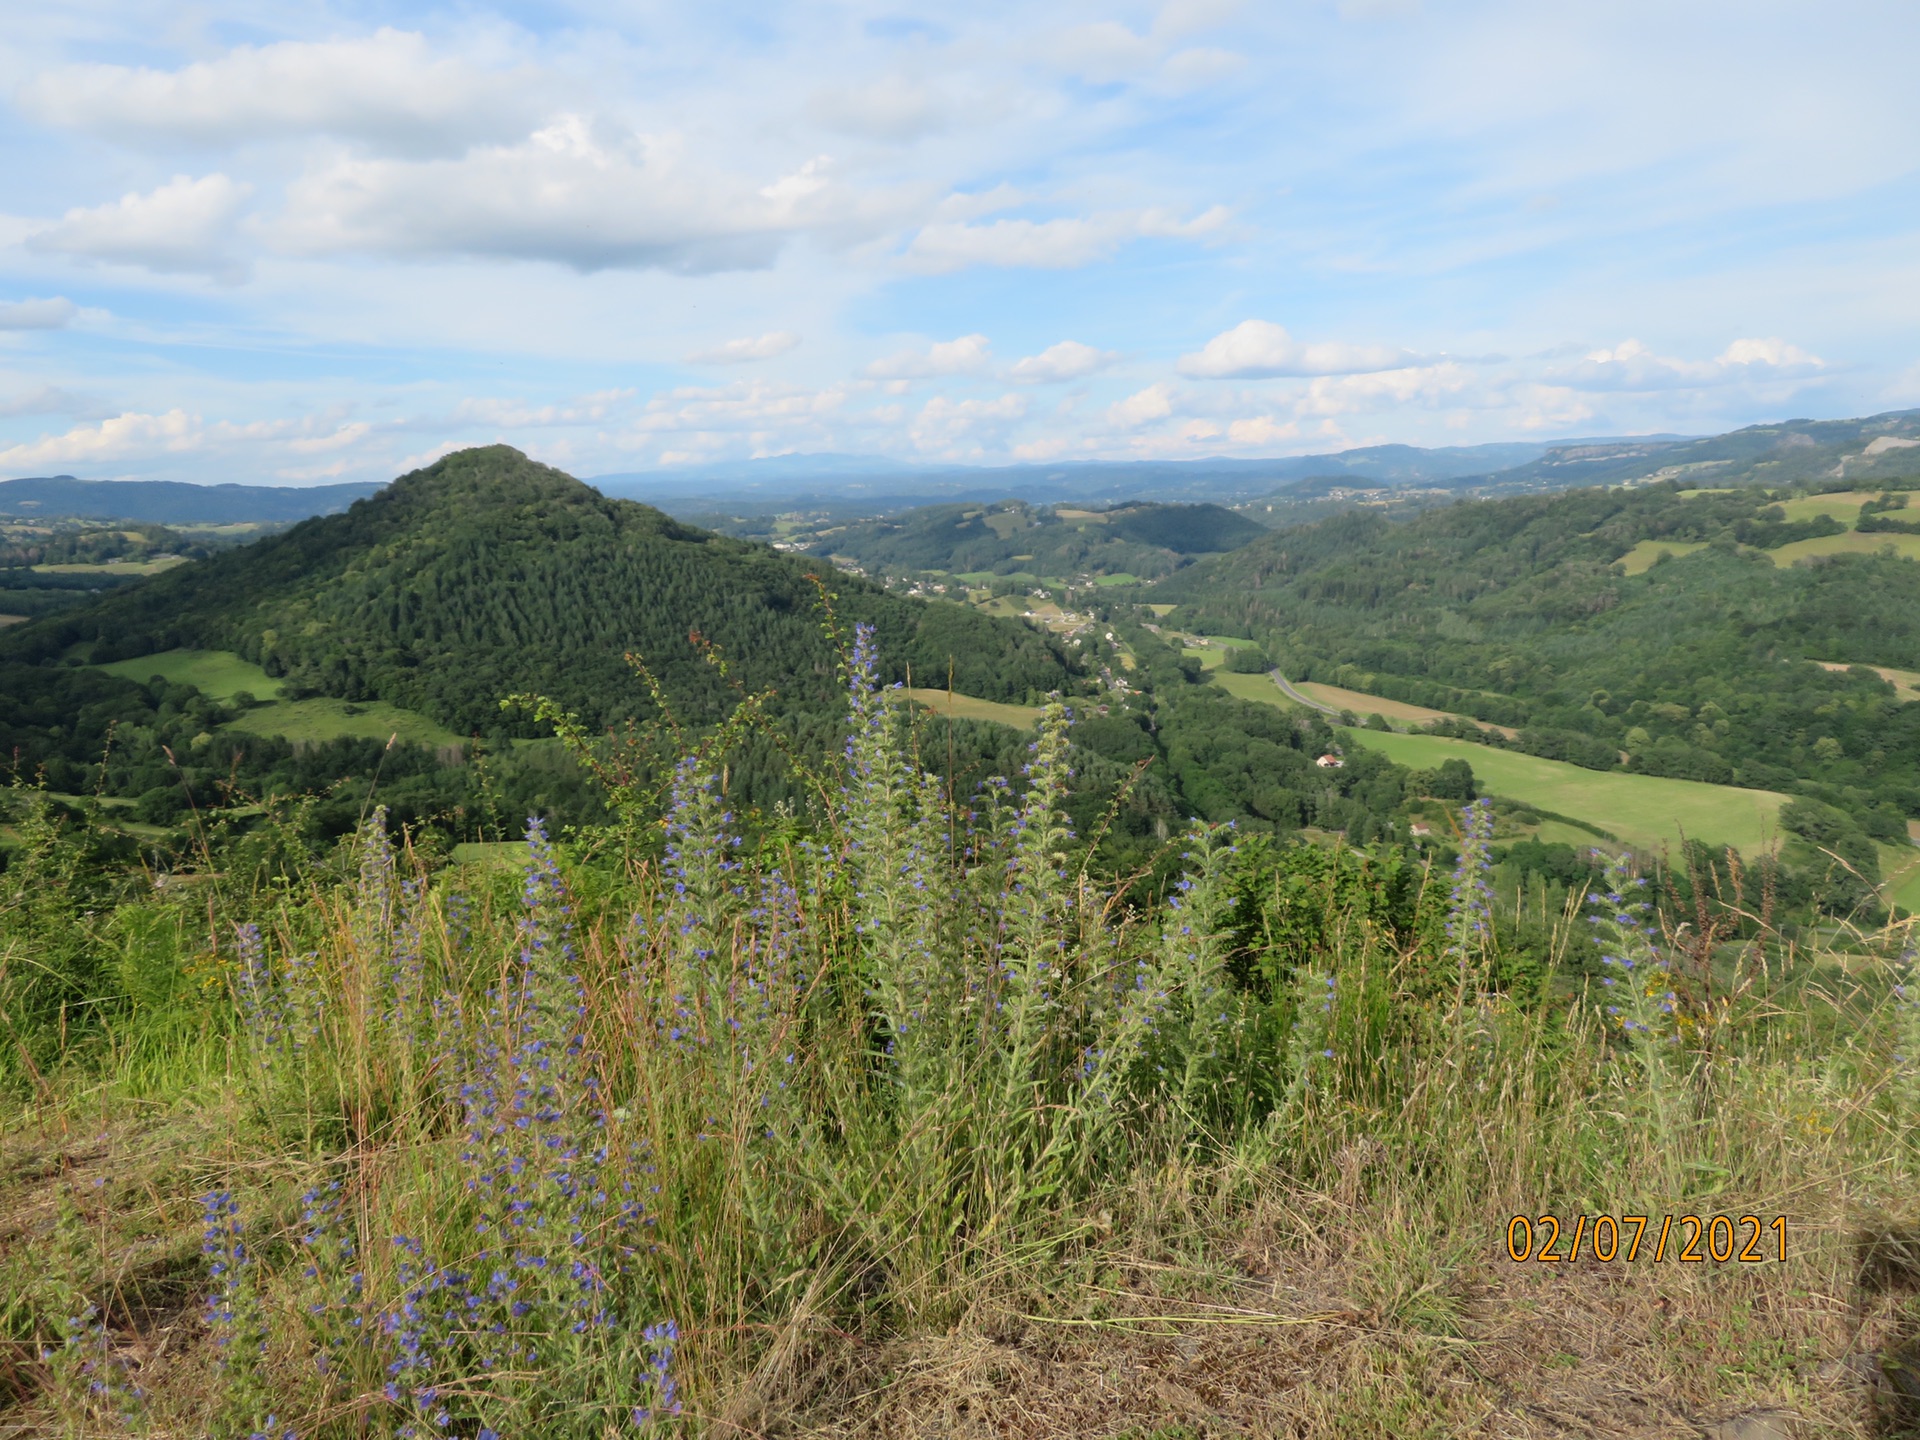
left=4, top=446, right=1076, bottom=734
left=789, top=497, right=1267, bottom=583
left=1155, top=481, right=1920, bottom=823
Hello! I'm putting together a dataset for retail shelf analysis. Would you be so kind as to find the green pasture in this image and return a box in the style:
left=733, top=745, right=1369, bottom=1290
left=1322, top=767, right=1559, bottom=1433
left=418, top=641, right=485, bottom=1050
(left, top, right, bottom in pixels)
left=900, top=687, right=1043, bottom=730
left=96, top=648, right=285, bottom=701
left=1616, top=539, right=1706, bottom=575
left=1772, top=491, right=1880, bottom=524
left=33, top=556, right=188, bottom=576
left=1209, top=669, right=1290, bottom=708
left=91, top=648, right=477, bottom=748
left=228, top=697, right=461, bottom=748
left=1338, top=728, right=1788, bottom=853
left=1770, top=529, right=1920, bottom=566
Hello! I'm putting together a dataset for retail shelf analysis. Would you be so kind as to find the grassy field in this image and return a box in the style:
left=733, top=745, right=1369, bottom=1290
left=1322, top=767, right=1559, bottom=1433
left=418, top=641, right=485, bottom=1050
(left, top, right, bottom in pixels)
left=1209, top=668, right=1292, bottom=708
left=1616, top=538, right=1707, bottom=574
left=229, top=697, right=462, bottom=748
left=92, top=648, right=481, bottom=748
left=32, top=556, right=188, bottom=576
left=1179, top=634, right=1257, bottom=673
left=0, top=613, right=26, bottom=627
left=96, top=647, right=286, bottom=701
left=1814, top=659, right=1920, bottom=702
left=1206, top=666, right=1519, bottom=737
left=1770, top=529, right=1920, bottom=565
left=1295, top=679, right=1503, bottom=730
left=1773, top=490, right=1881, bottom=524
left=1089, top=572, right=1141, bottom=586
left=1338, top=728, right=1788, bottom=852
left=900, top=686, right=1043, bottom=729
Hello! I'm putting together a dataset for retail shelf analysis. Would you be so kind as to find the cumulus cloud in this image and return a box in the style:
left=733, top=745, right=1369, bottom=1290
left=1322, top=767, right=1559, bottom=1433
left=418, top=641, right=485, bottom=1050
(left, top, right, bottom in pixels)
left=865, top=334, right=992, bottom=380
left=909, top=393, right=1027, bottom=452
left=27, top=175, right=251, bottom=282
left=686, top=332, right=801, bottom=364
left=1007, top=340, right=1119, bottom=383
left=0, top=297, right=76, bottom=330
left=1108, top=382, right=1179, bottom=428
left=907, top=205, right=1227, bottom=271
left=273, top=119, right=890, bottom=272
left=19, top=29, right=532, bottom=154
left=1178, top=320, right=1420, bottom=378
left=1549, top=336, right=1825, bottom=391
left=0, top=409, right=200, bottom=468
left=0, top=408, right=388, bottom=470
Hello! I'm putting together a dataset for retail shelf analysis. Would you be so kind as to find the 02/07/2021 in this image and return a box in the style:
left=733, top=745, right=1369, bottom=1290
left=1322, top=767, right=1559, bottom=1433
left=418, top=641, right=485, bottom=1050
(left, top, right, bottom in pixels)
left=1505, top=1214, right=1786, bottom=1264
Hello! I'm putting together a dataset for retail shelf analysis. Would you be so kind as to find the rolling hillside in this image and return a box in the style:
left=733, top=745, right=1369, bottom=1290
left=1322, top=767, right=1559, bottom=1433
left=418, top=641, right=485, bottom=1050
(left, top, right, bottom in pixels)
left=788, top=497, right=1268, bottom=583
left=1155, top=477, right=1920, bottom=884
left=6, top=447, right=1078, bottom=735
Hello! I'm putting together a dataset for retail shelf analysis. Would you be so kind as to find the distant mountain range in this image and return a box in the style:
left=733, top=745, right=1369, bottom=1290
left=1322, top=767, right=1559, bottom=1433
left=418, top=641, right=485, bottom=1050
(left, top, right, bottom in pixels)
left=0, top=475, right=382, bottom=525
left=10, top=408, right=1919, bottom=526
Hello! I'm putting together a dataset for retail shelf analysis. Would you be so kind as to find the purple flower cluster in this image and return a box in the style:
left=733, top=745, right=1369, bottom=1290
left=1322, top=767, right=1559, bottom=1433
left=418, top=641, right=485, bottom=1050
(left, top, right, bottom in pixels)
left=1443, top=798, right=1497, bottom=973
left=368, top=816, right=672, bottom=1436
left=1585, top=851, right=1678, bottom=1043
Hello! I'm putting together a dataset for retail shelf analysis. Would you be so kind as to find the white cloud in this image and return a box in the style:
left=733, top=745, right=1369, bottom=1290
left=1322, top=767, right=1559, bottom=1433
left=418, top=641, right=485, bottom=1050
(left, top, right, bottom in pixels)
left=686, top=332, right=801, bottom=365
left=807, top=75, right=946, bottom=141
left=27, top=175, right=251, bottom=282
left=1719, top=337, right=1823, bottom=370
left=1007, top=340, right=1119, bottom=383
left=909, top=393, right=1027, bottom=452
left=0, top=297, right=76, bottom=330
left=1549, top=336, right=1825, bottom=391
left=865, top=334, right=992, bottom=380
left=906, top=206, right=1228, bottom=271
left=0, top=409, right=200, bottom=468
left=1108, top=382, right=1179, bottom=428
left=1179, top=320, right=1420, bottom=378
left=273, top=119, right=892, bottom=272
left=1225, top=415, right=1300, bottom=445
left=19, top=30, right=532, bottom=155
left=0, top=408, right=396, bottom=471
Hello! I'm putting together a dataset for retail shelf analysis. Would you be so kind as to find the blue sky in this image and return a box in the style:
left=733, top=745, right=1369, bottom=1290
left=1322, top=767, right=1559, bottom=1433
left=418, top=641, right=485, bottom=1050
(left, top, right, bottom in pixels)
left=1, top=0, right=1916, bottom=485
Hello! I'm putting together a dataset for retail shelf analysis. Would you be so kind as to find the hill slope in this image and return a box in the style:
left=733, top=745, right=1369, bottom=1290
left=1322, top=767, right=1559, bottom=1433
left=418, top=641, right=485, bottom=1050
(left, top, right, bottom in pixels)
left=1157, top=481, right=1920, bottom=843
left=794, top=498, right=1267, bottom=582
left=6, top=447, right=1076, bottom=734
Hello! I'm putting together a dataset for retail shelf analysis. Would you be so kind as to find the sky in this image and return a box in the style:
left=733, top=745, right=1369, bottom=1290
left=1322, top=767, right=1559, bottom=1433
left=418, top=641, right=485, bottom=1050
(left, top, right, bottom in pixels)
left=1, top=0, right=1917, bottom=486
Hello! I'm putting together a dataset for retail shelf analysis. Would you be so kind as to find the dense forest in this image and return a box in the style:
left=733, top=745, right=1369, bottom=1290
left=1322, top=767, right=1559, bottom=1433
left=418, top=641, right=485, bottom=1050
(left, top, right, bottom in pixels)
left=1156, top=481, right=1920, bottom=860
left=5, top=448, right=1079, bottom=731
left=781, top=497, right=1267, bottom=582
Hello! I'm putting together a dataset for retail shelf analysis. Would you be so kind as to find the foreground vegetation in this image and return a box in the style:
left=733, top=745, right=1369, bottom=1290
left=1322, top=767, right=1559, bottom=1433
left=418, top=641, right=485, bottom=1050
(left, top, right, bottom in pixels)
left=4, top=630, right=1919, bottom=1438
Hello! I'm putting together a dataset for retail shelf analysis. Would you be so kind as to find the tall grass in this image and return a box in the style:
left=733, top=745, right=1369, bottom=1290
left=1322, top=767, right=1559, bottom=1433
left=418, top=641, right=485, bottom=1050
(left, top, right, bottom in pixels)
left=4, top=627, right=1917, bottom=1436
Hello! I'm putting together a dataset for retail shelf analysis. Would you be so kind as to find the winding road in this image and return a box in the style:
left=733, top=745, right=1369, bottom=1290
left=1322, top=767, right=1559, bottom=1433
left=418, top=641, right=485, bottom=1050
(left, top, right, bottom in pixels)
left=1269, top=668, right=1340, bottom=715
